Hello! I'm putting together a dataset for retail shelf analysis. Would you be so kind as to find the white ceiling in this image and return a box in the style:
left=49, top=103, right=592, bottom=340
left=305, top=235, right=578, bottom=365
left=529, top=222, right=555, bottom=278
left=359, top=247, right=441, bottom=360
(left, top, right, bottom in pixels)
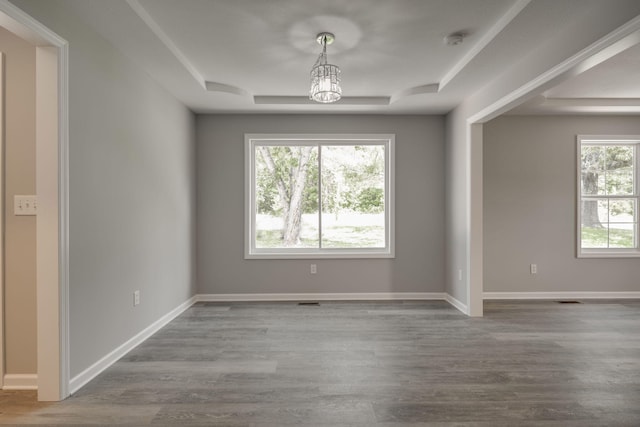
left=59, top=0, right=640, bottom=114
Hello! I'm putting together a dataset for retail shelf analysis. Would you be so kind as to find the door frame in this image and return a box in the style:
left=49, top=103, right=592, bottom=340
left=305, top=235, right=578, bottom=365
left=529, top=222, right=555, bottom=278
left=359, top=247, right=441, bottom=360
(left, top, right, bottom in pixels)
left=0, top=0, right=69, bottom=400
left=0, top=52, right=4, bottom=390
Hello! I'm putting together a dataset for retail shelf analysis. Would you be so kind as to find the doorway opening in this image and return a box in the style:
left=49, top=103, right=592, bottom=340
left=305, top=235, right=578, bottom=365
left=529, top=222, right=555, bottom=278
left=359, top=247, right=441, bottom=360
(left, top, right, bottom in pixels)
left=0, top=2, right=69, bottom=401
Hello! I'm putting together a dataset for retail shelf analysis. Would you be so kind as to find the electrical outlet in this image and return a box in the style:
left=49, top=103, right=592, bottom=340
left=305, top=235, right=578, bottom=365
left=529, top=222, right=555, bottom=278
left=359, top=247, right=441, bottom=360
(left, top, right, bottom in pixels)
left=530, top=264, right=537, bottom=274
left=14, top=195, right=37, bottom=215
left=133, top=290, right=140, bottom=306
left=458, top=269, right=463, bottom=281
left=310, top=264, right=317, bottom=274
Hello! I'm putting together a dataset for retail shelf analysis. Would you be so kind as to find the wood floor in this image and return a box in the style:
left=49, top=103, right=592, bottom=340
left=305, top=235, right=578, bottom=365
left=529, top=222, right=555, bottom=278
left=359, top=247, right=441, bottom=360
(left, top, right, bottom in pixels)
left=1, top=300, right=640, bottom=426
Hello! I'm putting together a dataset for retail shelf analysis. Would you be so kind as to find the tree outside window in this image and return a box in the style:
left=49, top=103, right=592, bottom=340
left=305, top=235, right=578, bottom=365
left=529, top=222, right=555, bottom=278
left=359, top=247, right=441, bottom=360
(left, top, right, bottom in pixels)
left=579, top=137, right=638, bottom=256
left=246, top=135, right=394, bottom=258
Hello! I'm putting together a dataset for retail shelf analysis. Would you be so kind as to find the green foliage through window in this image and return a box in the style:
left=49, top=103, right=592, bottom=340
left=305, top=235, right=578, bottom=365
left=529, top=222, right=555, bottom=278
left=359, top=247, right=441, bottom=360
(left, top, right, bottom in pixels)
left=580, top=141, right=638, bottom=251
left=253, top=142, right=387, bottom=250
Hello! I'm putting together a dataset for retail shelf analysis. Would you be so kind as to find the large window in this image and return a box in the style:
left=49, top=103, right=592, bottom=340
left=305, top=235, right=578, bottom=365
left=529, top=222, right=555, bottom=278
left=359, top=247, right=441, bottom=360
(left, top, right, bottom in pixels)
left=578, top=136, right=639, bottom=257
left=245, top=134, right=395, bottom=258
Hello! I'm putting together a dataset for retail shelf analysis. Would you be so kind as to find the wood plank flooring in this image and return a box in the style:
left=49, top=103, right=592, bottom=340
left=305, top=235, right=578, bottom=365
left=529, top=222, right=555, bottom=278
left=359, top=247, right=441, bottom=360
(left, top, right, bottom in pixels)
left=2, top=300, right=640, bottom=425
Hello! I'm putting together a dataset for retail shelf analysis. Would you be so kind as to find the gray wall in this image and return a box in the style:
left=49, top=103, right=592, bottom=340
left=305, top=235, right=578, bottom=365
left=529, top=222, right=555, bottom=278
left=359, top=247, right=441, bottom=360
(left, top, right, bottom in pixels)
left=11, top=0, right=197, bottom=378
left=0, top=26, right=37, bottom=375
left=197, top=115, right=444, bottom=295
left=484, top=115, right=640, bottom=292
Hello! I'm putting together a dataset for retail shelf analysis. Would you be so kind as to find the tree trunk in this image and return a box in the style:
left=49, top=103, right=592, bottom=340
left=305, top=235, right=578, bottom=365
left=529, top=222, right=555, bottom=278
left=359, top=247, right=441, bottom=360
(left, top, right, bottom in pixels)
left=258, top=147, right=290, bottom=233
left=283, top=146, right=313, bottom=245
left=582, top=172, right=602, bottom=228
left=258, top=146, right=313, bottom=246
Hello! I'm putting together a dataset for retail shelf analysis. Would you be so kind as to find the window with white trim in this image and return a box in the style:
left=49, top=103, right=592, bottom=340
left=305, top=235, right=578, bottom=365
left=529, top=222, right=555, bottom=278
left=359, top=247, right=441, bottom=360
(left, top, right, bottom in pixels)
left=245, top=134, right=395, bottom=259
left=578, top=136, right=639, bottom=257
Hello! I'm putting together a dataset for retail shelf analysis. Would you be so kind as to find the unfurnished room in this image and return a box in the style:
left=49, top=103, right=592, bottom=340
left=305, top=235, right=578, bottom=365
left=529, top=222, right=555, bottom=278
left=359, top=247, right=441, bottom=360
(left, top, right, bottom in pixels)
left=0, top=0, right=640, bottom=425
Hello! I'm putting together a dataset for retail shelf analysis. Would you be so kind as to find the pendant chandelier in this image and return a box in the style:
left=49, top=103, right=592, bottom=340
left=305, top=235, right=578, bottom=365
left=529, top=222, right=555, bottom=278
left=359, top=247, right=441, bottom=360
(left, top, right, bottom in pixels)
left=309, top=32, right=342, bottom=103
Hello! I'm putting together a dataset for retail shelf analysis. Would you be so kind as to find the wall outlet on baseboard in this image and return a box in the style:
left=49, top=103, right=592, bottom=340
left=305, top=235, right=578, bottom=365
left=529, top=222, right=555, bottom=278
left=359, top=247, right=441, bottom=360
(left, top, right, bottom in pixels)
left=458, top=269, right=462, bottom=281
left=530, top=264, right=537, bottom=274
left=310, top=264, right=317, bottom=274
left=133, top=290, right=140, bottom=306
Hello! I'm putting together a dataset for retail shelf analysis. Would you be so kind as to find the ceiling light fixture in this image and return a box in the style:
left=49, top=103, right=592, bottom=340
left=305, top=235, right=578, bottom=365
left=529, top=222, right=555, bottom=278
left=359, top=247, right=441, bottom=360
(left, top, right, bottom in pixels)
left=309, top=32, right=341, bottom=103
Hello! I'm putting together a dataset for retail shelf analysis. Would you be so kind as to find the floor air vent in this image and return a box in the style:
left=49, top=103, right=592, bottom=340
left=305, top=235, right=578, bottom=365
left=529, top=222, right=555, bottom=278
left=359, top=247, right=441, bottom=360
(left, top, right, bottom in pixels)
left=298, top=302, right=320, bottom=306
left=557, top=300, right=582, bottom=304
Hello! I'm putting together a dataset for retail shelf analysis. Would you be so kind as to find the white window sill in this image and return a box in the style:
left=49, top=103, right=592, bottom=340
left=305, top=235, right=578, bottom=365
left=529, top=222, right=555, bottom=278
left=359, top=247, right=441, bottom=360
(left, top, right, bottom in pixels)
left=245, top=250, right=395, bottom=260
left=578, top=250, right=640, bottom=258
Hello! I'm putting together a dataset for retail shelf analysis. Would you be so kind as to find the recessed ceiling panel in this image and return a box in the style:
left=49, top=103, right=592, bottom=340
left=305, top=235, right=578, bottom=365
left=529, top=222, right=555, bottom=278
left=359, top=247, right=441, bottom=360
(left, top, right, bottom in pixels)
left=138, top=0, right=514, bottom=98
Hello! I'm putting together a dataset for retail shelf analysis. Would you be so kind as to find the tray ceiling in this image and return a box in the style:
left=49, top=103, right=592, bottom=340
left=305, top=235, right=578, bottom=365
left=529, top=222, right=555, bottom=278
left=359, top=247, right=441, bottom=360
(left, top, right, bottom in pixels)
left=54, top=0, right=640, bottom=114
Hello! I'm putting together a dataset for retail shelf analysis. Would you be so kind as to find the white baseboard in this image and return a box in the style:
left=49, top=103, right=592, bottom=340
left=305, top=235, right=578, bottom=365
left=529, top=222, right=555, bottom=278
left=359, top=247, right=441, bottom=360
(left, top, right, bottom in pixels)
left=484, top=291, right=640, bottom=300
left=445, top=293, right=469, bottom=314
left=196, top=292, right=447, bottom=302
left=69, top=295, right=197, bottom=395
left=3, top=374, right=38, bottom=390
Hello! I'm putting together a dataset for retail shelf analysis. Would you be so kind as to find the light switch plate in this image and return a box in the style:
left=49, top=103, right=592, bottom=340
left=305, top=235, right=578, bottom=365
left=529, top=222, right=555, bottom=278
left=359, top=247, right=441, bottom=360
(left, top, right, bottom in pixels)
left=14, top=195, right=37, bottom=215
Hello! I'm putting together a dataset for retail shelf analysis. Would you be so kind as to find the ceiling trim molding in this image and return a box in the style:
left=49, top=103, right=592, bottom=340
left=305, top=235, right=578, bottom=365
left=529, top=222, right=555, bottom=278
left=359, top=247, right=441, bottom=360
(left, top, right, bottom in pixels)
left=205, top=81, right=251, bottom=97
left=126, top=0, right=206, bottom=89
left=543, top=97, right=640, bottom=107
left=253, top=96, right=390, bottom=105
left=0, top=0, right=66, bottom=45
left=469, top=14, right=640, bottom=123
left=514, top=97, right=640, bottom=114
left=439, top=0, right=531, bottom=91
left=390, top=83, right=439, bottom=104
left=256, top=84, right=438, bottom=106
left=509, top=96, right=640, bottom=114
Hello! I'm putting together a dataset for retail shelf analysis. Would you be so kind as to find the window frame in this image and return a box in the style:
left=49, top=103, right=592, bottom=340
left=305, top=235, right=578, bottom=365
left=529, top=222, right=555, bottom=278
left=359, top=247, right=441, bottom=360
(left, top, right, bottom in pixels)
left=577, top=135, right=640, bottom=258
left=245, top=133, right=395, bottom=259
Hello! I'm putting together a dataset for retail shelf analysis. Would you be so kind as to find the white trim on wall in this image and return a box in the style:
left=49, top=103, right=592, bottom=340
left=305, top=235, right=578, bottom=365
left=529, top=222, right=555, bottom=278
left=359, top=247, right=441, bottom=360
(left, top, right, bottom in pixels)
left=484, top=292, right=640, bottom=300
left=3, top=374, right=38, bottom=390
left=197, top=293, right=446, bottom=302
left=445, top=293, right=469, bottom=315
left=198, top=294, right=470, bottom=316
left=36, top=44, right=65, bottom=402
left=69, top=296, right=196, bottom=395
